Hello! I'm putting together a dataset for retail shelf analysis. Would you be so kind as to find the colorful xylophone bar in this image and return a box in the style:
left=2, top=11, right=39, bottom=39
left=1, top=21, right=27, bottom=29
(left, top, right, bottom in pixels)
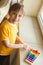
left=25, top=49, right=40, bottom=64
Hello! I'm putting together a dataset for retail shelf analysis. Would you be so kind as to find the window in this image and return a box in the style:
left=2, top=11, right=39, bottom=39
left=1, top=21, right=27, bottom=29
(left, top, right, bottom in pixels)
left=40, top=5, right=43, bottom=23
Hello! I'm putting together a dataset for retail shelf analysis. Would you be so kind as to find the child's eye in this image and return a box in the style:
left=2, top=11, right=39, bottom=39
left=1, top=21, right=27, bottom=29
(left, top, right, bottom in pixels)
left=13, top=13, right=17, bottom=15
left=19, top=15, right=22, bottom=17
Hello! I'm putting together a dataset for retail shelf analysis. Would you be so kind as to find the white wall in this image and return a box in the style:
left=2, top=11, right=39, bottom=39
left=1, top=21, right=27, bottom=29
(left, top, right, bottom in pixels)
left=23, top=0, right=42, bottom=17
left=11, top=0, right=17, bottom=5
left=37, top=4, right=43, bottom=35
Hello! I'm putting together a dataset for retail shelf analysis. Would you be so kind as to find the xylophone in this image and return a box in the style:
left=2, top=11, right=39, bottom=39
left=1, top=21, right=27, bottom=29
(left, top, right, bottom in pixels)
left=25, top=49, right=40, bottom=64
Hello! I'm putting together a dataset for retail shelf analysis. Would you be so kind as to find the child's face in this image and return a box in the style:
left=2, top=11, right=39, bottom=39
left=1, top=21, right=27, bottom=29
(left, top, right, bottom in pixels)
left=9, top=9, right=23, bottom=24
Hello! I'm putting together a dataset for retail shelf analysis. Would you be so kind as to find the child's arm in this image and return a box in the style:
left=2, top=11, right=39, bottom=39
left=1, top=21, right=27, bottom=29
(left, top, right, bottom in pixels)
left=0, top=40, right=24, bottom=49
left=0, top=35, right=29, bottom=49
left=0, top=38, right=29, bottom=50
left=16, top=35, right=30, bottom=50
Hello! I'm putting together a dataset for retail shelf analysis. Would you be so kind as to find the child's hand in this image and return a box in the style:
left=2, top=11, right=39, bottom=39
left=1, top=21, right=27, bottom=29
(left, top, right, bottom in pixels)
left=23, top=43, right=30, bottom=50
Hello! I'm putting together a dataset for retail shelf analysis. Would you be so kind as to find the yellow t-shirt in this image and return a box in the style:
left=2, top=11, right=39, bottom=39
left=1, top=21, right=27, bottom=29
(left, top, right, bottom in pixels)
left=0, top=20, right=18, bottom=55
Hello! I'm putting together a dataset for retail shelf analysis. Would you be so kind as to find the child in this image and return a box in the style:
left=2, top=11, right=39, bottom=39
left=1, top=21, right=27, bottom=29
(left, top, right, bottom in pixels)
left=0, top=3, right=29, bottom=65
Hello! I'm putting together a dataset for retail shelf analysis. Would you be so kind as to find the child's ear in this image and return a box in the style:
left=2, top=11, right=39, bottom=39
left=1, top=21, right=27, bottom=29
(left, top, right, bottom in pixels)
left=5, top=13, right=10, bottom=19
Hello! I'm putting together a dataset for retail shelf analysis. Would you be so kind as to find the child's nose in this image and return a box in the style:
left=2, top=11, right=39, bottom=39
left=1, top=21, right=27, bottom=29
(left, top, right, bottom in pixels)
left=16, top=15, right=19, bottom=20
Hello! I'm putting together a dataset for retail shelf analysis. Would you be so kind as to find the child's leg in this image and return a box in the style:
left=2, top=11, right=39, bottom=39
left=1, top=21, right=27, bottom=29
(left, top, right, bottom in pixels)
left=0, top=55, right=10, bottom=65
